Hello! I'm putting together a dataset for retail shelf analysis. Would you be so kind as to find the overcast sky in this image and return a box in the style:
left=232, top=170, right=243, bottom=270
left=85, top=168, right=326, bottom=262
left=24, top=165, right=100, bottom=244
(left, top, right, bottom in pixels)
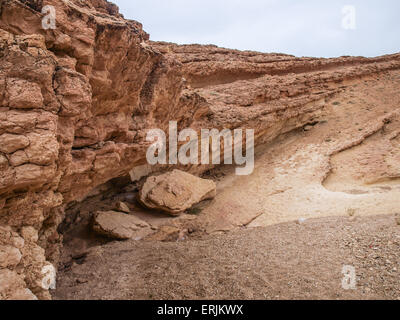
left=112, top=0, right=400, bottom=58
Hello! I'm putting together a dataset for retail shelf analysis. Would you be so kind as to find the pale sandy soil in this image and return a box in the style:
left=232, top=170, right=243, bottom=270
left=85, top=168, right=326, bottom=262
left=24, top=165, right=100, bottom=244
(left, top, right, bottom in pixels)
left=54, top=70, right=400, bottom=300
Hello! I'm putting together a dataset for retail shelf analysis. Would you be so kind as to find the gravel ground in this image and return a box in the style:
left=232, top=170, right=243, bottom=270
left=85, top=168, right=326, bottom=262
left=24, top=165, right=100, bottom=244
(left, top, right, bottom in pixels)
left=54, top=214, right=400, bottom=300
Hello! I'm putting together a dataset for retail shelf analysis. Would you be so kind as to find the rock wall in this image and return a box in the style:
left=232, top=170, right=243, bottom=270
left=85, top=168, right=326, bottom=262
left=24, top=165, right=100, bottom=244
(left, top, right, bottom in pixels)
left=1, top=0, right=400, bottom=299
left=0, top=0, right=206, bottom=300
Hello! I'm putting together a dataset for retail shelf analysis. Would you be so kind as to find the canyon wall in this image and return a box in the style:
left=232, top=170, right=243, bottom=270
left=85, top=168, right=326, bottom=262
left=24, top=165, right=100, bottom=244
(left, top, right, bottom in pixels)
left=1, top=0, right=400, bottom=299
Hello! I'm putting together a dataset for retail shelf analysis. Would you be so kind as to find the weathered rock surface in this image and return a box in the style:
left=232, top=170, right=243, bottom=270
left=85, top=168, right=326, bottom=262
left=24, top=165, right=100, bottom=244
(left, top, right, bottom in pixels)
left=139, top=170, right=217, bottom=215
left=0, top=269, right=37, bottom=300
left=93, top=211, right=151, bottom=240
left=144, top=225, right=182, bottom=242
left=1, top=0, right=400, bottom=299
left=115, top=201, right=130, bottom=213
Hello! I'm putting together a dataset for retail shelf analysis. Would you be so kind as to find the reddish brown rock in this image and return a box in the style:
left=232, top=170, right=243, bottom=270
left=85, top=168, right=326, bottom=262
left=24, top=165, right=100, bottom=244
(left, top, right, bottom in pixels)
left=7, top=78, right=44, bottom=109
left=0, top=133, right=30, bottom=154
left=93, top=211, right=151, bottom=240
left=0, top=0, right=400, bottom=300
left=139, top=170, right=217, bottom=215
left=0, top=245, right=22, bottom=268
left=115, top=202, right=130, bottom=213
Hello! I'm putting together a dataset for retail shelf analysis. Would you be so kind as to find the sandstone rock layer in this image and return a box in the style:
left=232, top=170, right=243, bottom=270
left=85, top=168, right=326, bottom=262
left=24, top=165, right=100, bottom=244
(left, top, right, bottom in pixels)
left=1, top=0, right=400, bottom=299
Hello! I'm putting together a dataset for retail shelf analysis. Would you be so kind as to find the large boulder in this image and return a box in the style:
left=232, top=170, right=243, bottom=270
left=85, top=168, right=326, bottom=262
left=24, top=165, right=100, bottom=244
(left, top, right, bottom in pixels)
left=139, top=170, right=217, bottom=215
left=93, top=211, right=151, bottom=240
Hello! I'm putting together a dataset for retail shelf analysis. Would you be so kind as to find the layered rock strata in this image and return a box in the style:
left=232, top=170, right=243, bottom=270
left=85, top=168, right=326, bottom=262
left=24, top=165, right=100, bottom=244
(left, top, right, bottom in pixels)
left=1, top=0, right=400, bottom=299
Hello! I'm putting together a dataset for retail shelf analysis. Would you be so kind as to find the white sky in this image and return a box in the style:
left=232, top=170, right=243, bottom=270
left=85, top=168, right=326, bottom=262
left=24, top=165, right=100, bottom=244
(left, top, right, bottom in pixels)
left=111, top=0, right=400, bottom=58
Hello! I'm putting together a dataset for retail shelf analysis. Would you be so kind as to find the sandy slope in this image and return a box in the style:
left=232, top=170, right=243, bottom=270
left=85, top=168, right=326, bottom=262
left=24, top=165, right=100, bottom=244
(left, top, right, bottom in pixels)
left=195, top=70, right=400, bottom=232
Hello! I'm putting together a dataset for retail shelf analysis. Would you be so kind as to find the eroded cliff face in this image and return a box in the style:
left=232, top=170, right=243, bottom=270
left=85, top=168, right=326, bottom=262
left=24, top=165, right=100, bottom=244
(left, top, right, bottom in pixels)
left=0, top=0, right=400, bottom=300
left=0, top=0, right=207, bottom=300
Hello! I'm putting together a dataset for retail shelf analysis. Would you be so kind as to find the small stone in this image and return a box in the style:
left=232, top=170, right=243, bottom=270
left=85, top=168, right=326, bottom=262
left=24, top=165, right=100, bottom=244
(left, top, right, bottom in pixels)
left=76, top=278, right=88, bottom=285
left=347, top=208, right=357, bottom=217
left=178, top=229, right=188, bottom=242
left=297, top=218, right=307, bottom=224
left=116, top=201, right=130, bottom=213
left=93, top=211, right=151, bottom=240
